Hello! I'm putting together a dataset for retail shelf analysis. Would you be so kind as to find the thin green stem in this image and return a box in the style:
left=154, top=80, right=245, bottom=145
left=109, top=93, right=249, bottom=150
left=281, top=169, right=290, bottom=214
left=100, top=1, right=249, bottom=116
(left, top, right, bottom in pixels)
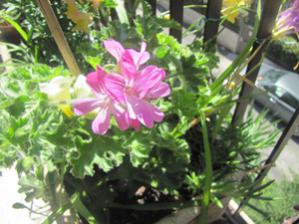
left=212, top=101, right=233, bottom=138
left=210, top=0, right=262, bottom=96
left=198, top=112, right=213, bottom=224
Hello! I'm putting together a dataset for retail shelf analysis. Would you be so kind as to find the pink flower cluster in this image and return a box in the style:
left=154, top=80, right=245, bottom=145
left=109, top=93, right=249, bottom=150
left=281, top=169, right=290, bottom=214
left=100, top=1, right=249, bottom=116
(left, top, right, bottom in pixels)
left=73, top=40, right=170, bottom=135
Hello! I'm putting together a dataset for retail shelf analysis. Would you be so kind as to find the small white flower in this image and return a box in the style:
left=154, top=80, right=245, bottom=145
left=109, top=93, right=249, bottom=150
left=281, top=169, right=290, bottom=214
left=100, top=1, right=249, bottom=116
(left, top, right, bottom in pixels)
left=72, top=74, right=93, bottom=99
left=39, top=76, right=72, bottom=104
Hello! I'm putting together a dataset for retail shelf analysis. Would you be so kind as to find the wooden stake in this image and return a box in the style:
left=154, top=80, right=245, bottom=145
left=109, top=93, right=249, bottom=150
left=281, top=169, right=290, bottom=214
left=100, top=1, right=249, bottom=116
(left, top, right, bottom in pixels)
left=37, top=0, right=81, bottom=76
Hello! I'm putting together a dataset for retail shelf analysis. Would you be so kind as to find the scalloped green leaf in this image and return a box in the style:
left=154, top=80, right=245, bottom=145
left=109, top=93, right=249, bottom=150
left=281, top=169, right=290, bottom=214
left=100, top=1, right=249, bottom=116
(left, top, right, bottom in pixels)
left=70, top=137, right=125, bottom=178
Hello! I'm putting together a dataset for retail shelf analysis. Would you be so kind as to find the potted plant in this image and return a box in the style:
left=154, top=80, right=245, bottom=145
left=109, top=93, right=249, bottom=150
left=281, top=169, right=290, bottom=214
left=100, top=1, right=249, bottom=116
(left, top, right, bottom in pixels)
left=0, top=0, right=289, bottom=223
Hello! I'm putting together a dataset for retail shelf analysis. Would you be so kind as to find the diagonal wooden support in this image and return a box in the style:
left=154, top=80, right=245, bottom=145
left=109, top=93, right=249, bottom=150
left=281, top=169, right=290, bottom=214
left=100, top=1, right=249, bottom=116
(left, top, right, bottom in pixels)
left=36, top=0, right=81, bottom=76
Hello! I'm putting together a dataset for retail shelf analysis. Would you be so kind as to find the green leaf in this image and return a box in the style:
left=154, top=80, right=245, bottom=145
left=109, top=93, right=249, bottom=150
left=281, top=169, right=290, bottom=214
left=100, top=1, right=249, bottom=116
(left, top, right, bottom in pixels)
left=171, top=89, right=197, bottom=117
left=71, top=137, right=125, bottom=178
left=12, top=202, right=27, bottom=209
left=71, top=193, right=97, bottom=223
left=22, top=156, right=34, bottom=171
left=42, top=201, right=72, bottom=224
left=0, top=13, right=28, bottom=42
left=129, top=140, right=151, bottom=167
left=85, top=56, right=102, bottom=69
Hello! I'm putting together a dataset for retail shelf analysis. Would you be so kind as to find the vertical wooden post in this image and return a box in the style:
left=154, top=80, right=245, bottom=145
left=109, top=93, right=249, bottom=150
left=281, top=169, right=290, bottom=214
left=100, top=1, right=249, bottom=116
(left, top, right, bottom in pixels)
left=203, top=0, right=223, bottom=49
left=232, top=0, right=282, bottom=124
left=170, top=0, right=184, bottom=42
left=147, top=0, right=156, bottom=15
left=36, top=0, right=81, bottom=76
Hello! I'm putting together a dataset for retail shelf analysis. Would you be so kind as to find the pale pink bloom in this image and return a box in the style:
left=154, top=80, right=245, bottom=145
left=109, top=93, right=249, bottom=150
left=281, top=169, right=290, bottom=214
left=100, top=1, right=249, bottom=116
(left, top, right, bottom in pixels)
left=73, top=67, right=130, bottom=135
left=104, top=39, right=150, bottom=70
left=74, top=40, right=170, bottom=135
left=104, top=39, right=171, bottom=129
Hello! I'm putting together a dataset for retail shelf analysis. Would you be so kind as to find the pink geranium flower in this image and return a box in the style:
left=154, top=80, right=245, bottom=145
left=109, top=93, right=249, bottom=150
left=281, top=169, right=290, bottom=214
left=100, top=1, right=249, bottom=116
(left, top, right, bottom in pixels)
left=74, top=40, right=170, bottom=135
left=104, top=39, right=170, bottom=128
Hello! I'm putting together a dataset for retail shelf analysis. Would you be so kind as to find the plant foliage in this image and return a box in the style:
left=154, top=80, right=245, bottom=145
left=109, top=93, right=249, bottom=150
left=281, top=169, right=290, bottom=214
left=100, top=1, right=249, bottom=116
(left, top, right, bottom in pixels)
left=0, top=0, right=279, bottom=223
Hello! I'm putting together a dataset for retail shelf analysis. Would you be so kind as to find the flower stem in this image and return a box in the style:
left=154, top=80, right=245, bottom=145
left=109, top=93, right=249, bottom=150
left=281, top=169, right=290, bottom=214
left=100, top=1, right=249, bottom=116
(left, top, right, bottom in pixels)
left=198, top=112, right=213, bottom=224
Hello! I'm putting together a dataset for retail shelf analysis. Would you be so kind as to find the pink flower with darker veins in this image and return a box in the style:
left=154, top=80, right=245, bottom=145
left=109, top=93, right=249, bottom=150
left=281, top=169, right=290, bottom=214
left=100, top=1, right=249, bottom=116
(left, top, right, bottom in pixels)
left=105, top=39, right=170, bottom=129
left=74, top=67, right=131, bottom=135
left=73, top=40, right=170, bottom=135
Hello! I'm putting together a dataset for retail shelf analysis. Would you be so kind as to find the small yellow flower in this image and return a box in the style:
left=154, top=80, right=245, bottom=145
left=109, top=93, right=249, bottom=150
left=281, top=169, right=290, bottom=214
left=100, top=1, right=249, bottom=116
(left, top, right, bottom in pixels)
left=222, top=0, right=251, bottom=23
left=227, top=81, right=236, bottom=90
left=163, top=14, right=170, bottom=20
left=65, top=0, right=92, bottom=33
left=59, top=104, right=74, bottom=118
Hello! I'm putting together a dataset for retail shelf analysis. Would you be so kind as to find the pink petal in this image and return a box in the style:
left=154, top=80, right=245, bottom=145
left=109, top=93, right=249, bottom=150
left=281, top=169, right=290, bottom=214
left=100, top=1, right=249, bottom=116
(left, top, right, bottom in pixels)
left=147, top=82, right=171, bottom=99
left=140, top=42, right=147, bottom=53
left=92, top=107, right=111, bottom=135
left=126, top=96, right=164, bottom=128
left=86, top=67, right=126, bottom=103
left=113, top=107, right=131, bottom=131
left=126, top=49, right=150, bottom=67
left=120, top=59, right=138, bottom=86
left=132, top=119, right=141, bottom=131
left=126, top=95, right=138, bottom=120
left=73, top=98, right=102, bottom=115
left=86, top=68, right=107, bottom=95
left=134, top=66, right=166, bottom=98
left=104, top=73, right=126, bottom=103
left=104, top=39, right=125, bottom=62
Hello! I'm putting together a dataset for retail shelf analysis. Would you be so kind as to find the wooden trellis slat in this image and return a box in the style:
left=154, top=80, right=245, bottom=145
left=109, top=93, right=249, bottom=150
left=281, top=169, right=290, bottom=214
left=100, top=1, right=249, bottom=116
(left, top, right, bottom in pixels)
left=203, top=0, right=223, bottom=48
left=147, top=0, right=157, bottom=15
left=36, top=0, right=80, bottom=76
left=232, top=0, right=282, bottom=124
left=169, top=0, right=184, bottom=42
